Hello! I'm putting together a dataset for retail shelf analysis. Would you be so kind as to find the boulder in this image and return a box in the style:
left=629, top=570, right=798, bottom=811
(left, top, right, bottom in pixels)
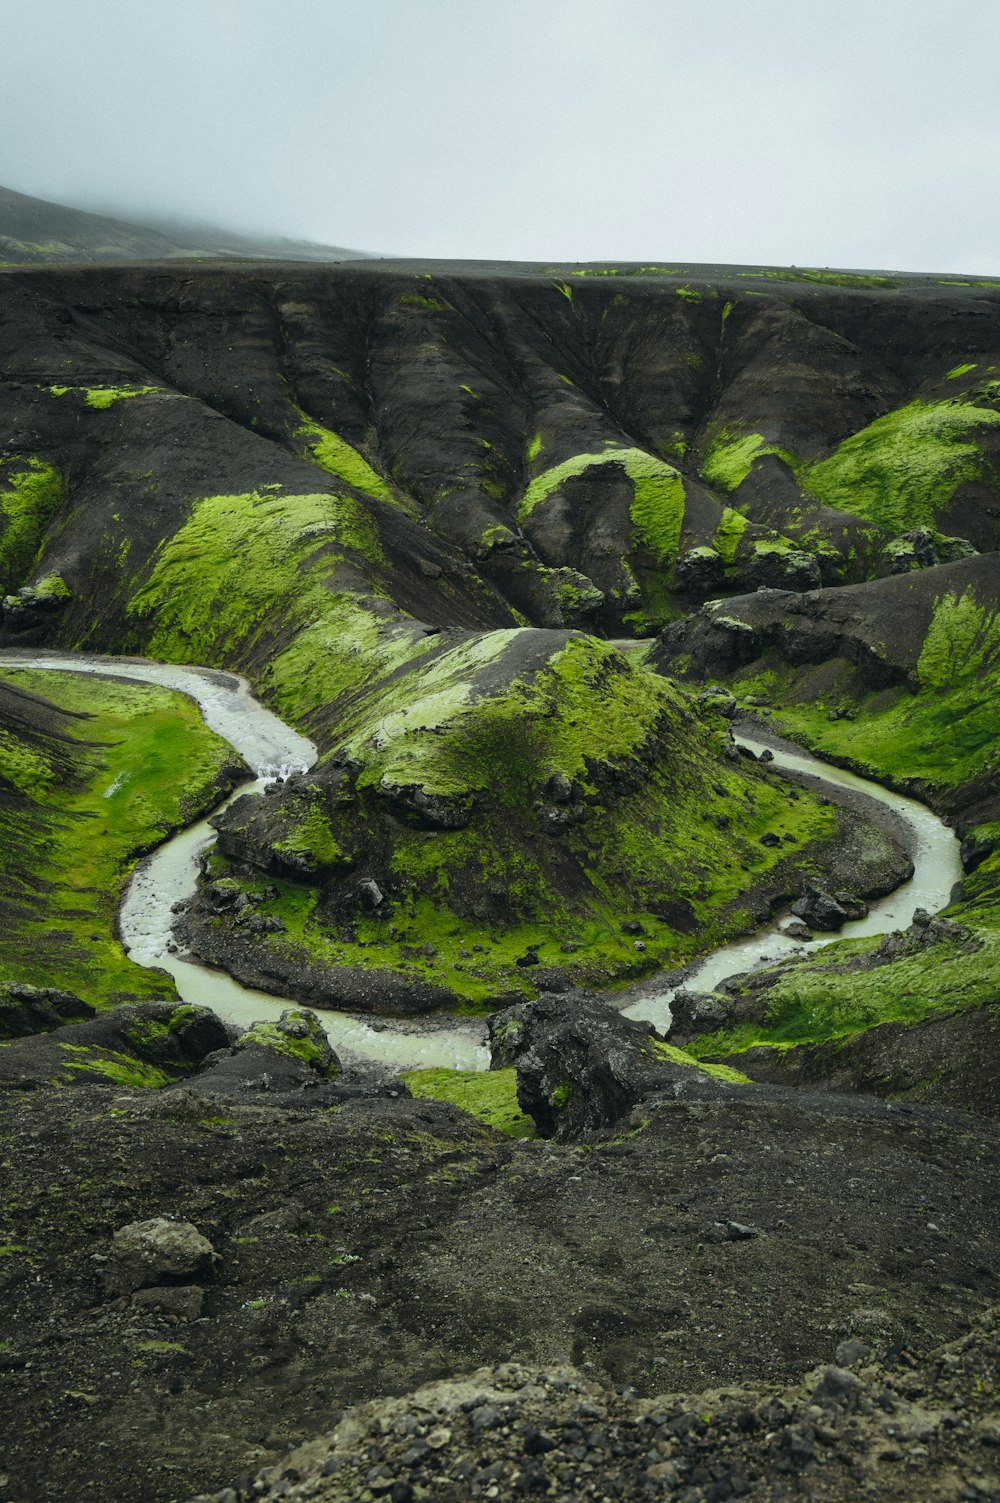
left=487, top=991, right=729, bottom=1140
left=179, top=1008, right=344, bottom=1105
left=107, top=1218, right=217, bottom=1295
left=790, top=886, right=852, bottom=930
left=0, top=982, right=94, bottom=1041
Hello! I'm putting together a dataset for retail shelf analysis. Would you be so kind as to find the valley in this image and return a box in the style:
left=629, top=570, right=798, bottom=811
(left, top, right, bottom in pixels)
left=1, top=255, right=998, bottom=1502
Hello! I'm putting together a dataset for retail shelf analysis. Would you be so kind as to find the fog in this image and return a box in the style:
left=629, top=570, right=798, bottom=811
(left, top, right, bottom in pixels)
left=2, top=0, right=999, bottom=271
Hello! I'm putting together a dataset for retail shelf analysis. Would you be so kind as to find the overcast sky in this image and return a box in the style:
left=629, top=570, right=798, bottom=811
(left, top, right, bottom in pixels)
left=2, top=0, right=998, bottom=272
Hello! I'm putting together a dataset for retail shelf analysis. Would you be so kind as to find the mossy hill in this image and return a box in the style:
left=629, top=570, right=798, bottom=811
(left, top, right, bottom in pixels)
left=0, top=668, right=244, bottom=1005
left=0, top=257, right=998, bottom=1027
left=655, top=554, right=1000, bottom=1090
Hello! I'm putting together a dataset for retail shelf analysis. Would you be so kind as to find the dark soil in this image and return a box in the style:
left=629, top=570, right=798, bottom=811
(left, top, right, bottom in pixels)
left=1, top=1072, right=998, bottom=1502
left=188, top=1313, right=1000, bottom=1503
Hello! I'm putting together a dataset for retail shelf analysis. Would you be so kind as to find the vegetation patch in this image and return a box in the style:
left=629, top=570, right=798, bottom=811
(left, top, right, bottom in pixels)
left=0, top=668, right=238, bottom=1005
left=402, top=1067, right=536, bottom=1137
left=55, top=1043, right=172, bottom=1089
left=802, top=399, right=1000, bottom=532
left=0, top=458, right=64, bottom=592
left=294, top=411, right=408, bottom=512
left=47, top=385, right=162, bottom=410
left=700, top=432, right=798, bottom=493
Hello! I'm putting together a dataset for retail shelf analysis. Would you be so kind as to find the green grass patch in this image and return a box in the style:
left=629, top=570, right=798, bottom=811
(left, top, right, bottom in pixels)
left=402, top=1067, right=536, bottom=1137
left=802, top=398, right=1000, bottom=531
left=0, top=668, right=237, bottom=1004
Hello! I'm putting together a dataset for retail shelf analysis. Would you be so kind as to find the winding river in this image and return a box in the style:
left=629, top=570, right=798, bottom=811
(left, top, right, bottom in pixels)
left=0, top=651, right=964, bottom=1069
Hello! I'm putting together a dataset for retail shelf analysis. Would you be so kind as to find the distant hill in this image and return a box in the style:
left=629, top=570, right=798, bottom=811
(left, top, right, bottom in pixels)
left=0, top=183, right=368, bottom=265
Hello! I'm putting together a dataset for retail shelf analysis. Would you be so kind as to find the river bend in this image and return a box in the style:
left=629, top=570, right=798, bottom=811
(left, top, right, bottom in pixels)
left=0, top=651, right=964, bottom=1067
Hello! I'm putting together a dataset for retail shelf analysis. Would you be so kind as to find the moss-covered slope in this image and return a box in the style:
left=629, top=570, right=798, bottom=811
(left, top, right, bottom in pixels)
left=3, top=259, right=999, bottom=1014
left=0, top=669, right=243, bottom=1005
left=654, top=558, right=1000, bottom=1075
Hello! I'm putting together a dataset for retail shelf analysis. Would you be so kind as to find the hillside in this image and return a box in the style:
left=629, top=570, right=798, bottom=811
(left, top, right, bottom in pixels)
left=0, top=183, right=367, bottom=266
left=7, top=257, right=986, bottom=1005
left=2, top=255, right=1000, bottom=1503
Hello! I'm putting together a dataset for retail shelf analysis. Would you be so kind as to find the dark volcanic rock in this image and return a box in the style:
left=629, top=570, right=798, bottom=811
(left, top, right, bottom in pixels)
left=107, top=1217, right=218, bottom=1296
left=790, top=885, right=852, bottom=930
left=0, top=1000, right=230, bottom=1090
left=180, top=1007, right=345, bottom=1105
left=191, top=1309, right=1000, bottom=1503
left=488, top=990, right=728, bottom=1139
left=0, top=981, right=94, bottom=1039
left=655, top=554, right=1000, bottom=703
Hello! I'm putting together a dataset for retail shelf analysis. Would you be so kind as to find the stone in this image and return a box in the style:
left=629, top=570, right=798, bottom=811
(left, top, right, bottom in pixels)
left=791, top=886, right=851, bottom=931
left=107, top=1218, right=217, bottom=1295
left=488, top=991, right=728, bottom=1140
left=813, top=1366, right=861, bottom=1410
left=130, top=1284, right=204, bottom=1320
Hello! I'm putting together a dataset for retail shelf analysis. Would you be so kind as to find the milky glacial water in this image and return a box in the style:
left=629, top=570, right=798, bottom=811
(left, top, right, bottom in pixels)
left=1, top=652, right=962, bottom=1069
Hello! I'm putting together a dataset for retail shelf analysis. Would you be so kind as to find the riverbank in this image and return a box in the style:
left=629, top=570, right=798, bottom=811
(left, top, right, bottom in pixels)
left=0, top=649, right=964, bottom=1073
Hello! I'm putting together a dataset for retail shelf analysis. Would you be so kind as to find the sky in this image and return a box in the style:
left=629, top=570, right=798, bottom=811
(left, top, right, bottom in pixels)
left=2, top=0, right=999, bottom=273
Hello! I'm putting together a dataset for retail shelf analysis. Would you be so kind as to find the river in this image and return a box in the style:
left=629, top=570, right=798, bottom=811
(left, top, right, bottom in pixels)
left=0, top=650, right=964, bottom=1069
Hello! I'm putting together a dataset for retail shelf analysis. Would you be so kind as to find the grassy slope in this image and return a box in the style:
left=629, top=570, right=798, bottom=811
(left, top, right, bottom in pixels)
left=687, top=584, right=1000, bottom=1058
left=121, top=483, right=846, bottom=1003
left=0, top=668, right=238, bottom=1005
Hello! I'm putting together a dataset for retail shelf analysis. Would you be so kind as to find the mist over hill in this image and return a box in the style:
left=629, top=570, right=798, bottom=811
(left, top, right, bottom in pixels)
left=0, top=183, right=368, bottom=266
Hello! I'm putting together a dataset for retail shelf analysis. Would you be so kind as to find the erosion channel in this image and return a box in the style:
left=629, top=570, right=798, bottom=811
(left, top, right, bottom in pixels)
left=0, top=648, right=962, bottom=1065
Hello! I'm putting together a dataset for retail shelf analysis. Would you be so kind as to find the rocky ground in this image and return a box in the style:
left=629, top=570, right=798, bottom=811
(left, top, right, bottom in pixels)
left=0, top=997, right=998, bottom=1502
left=188, top=1314, right=1000, bottom=1503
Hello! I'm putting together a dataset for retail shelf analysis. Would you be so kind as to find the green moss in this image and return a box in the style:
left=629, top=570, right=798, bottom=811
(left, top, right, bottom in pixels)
left=690, top=925, right=1000, bottom=1060
left=527, top=433, right=543, bottom=462
left=518, top=448, right=685, bottom=572
left=551, top=1082, right=572, bottom=1109
left=56, top=1044, right=171, bottom=1089
left=802, top=399, right=1000, bottom=531
left=946, top=363, right=977, bottom=380
left=236, top=1010, right=338, bottom=1075
left=712, top=506, right=750, bottom=564
left=701, top=432, right=798, bottom=492
left=270, top=791, right=352, bottom=873
left=46, top=383, right=162, bottom=409
left=916, top=588, right=1000, bottom=689
left=30, top=573, right=71, bottom=600
left=128, top=488, right=436, bottom=730
left=0, top=668, right=236, bottom=1005
left=675, top=287, right=702, bottom=303
left=0, top=1245, right=28, bottom=1258
left=650, top=1039, right=750, bottom=1083
left=398, top=293, right=450, bottom=312
left=736, top=268, right=900, bottom=289
left=295, top=413, right=406, bottom=511
left=0, top=459, right=64, bottom=591
left=553, top=283, right=573, bottom=301
left=402, top=1067, right=536, bottom=1137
